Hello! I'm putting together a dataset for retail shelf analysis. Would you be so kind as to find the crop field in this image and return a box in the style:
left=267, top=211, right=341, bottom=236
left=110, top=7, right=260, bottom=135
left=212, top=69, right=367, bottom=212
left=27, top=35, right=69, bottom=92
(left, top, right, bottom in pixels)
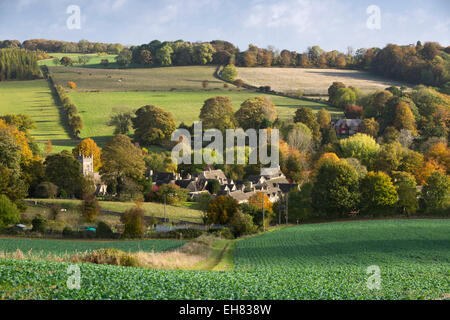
left=1, top=219, right=448, bottom=299
left=0, top=80, right=70, bottom=142
left=68, top=90, right=335, bottom=138
left=39, top=53, right=119, bottom=68
left=48, top=65, right=227, bottom=92
left=237, top=67, right=410, bottom=95
left=0, top=238, right=185, bottom=256
left=29, top=199, right=204, bottom=224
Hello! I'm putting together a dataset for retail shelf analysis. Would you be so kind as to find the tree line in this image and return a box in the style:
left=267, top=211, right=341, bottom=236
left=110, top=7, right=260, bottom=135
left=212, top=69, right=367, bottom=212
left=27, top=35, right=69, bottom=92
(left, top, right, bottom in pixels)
left=3, top=38, right=448, bottom=90
left=0, top=48, right=41, bottom=81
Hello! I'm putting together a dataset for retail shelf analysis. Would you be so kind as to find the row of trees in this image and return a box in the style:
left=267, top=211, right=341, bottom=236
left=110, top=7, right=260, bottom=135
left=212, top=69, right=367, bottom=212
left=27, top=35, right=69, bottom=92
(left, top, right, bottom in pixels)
left=0, top=48, right=41, bottom=81
left=0, top=39, right=125, bottom=55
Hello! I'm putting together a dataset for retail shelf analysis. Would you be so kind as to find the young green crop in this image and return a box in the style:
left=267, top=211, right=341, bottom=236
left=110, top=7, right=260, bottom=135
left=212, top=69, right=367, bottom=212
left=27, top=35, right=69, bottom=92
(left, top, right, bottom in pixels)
left=1, top=219, right=449, bottom=300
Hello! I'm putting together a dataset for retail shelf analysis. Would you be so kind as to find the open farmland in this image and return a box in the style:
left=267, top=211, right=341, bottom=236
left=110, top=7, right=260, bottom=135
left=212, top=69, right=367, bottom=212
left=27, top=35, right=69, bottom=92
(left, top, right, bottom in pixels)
left=1, top=219, right=448, bottom=299
left=39, top=53, right=119, bottom=68
left=0, top=238, right=185, bottom=256
left=237, top=67, right=410, bottom=95
left=48, top=65, right=227, bottom=92
left=68, top=90, right=336, bottom=138
left=0, top=80, right=70, bottom=141
left=28, top=199, right=204, bottom=224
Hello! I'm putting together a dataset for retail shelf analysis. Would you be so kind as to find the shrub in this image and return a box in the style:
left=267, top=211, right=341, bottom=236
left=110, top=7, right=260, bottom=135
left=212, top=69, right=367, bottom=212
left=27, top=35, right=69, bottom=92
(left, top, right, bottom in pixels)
left=0, top=194, right=20, bottom=227
left=62, top=226, right=75, bottom=238
left=35, top=182, right=58, bottom=199
left=235, top=79, right=244, bottom=88
left=100, top=59, right=109, bottom=67
left=80, top=194, right=101, bottom=222
left=97, top=221, right=114, bottom=238
left=32, top=214, right=47, bottom=233
left=121, top=207, right=145, bottom=238
left=230, top=211, right=256, bottom=237
left=202, top=80, right=209, bottom=88
left=67, top=81, right=76, bottom=89
left=82, top=248, right=140, bottom=267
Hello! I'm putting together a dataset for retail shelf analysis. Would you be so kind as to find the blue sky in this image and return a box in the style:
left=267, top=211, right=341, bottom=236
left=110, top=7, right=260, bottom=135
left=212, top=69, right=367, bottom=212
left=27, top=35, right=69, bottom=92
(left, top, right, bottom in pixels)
left=0, top=0, right=448, bottom=52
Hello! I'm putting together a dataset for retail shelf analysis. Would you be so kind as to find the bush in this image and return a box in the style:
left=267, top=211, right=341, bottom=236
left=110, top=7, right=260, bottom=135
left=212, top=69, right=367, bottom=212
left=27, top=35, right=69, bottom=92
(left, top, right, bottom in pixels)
left=67, top=81, right=76, bottom=89
left=80, top=194, right=101, bottom=222
left=230, top=211, right=256, bottom=237
left=62, top=226, right=75, bottom=238
left=97, top=221, right=114, bottom=238
left=0, top=195, right=20, bottom=227
left=420, top=172, right=450, bottom=215
left=151, top=228, right=204, bottom=239
left=100, top=59, right=109, bottom=67
left=202, top=80, right=209, bottom=88
left=82, top=248, right=140, bottom=267
left=32, top=214, right=47, bottom=233
left=121, top=206, right=145, bottom=238
left=234, top=79, right=244, bottom=88
left=35, top=182, right=58, bottom=199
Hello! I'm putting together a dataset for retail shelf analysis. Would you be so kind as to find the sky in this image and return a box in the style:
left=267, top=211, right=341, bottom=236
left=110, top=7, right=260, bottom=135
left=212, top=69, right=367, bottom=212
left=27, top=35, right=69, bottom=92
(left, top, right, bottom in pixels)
left=0, top=0, right=449, bottom=52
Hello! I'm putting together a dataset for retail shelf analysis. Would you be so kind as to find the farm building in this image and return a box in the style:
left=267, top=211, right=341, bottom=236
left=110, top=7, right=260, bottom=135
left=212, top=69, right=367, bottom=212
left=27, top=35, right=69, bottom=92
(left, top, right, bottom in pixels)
left=332, top=119, right=362, bottom=136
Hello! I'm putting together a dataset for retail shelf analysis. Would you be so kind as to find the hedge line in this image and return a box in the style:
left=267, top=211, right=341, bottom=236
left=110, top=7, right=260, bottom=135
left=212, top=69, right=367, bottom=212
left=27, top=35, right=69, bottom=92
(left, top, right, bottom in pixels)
left=42, top=66, right=83, bottom=138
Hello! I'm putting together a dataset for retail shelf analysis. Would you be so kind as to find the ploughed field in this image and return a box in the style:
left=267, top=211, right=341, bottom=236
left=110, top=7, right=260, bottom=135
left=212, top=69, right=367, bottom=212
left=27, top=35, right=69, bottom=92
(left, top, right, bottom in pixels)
left=237, top=67, right=410, bottom=95
left=1, top=219, right=448, bottom=299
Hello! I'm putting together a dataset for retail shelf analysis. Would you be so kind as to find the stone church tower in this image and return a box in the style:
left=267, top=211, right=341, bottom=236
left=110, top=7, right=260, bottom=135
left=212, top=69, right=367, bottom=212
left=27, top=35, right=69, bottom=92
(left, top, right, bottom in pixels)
left=76, top=154, right=94, bottom=176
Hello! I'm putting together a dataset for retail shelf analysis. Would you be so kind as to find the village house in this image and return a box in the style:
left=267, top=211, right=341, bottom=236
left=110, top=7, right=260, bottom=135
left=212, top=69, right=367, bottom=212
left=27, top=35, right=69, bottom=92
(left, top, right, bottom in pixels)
left=332, top=119, right=362, bottom=136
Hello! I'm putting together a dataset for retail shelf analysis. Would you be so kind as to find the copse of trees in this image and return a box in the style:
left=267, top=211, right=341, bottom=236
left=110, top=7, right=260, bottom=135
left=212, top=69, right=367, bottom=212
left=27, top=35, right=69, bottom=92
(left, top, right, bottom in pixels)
left=0, top=48, right=41, bottom=80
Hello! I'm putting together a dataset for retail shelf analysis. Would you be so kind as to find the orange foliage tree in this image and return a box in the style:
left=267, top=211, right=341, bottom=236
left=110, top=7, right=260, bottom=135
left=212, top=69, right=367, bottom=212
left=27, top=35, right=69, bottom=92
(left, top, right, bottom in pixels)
left=72, top=138, right=102, bottom=171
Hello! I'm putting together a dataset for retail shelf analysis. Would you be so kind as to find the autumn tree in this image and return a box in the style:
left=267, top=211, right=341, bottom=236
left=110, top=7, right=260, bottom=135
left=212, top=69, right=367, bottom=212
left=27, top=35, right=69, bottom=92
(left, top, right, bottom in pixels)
left=199, top=96, right=236, bottom=131
left=72, top=138, right=102, bottom=171
left=293, top=107, right=320, bottom=139
left=132, top=105, right=176, bottom=146
left=394, top=102, right=416, bottom=132
left=339, top=133, right=380, bottom=168
left=235, top=97, right=277, bottom=130
left=121, top=205, right=145, bottom=238
left=80, top=193, right=101, bottom=222
left=317, top=108, right=331, bottom=128
left=206, top=195, right=239, bottom=225
left=425, top=142, right=450, bottom=174
left=360, top=118, right=380, bottom=137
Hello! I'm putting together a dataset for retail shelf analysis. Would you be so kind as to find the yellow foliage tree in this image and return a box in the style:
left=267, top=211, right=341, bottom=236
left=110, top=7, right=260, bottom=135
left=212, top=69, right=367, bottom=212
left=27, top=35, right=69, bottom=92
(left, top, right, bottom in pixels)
left=248, top=192, right=273, bottom=213
left=426, top=142, right=450, bottom=174
left=72, top=138, right=102, bottom=171
left=0, top=119, right=34, bottom=164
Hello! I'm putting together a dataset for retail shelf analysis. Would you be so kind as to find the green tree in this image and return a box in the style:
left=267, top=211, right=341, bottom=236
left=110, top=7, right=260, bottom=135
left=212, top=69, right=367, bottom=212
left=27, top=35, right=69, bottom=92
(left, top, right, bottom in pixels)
left=199, top=96, right=236, bottom=131
left=192, top=43, right=215, bottom=65
left=221, top=64, right=238, bottom=82
left=360, top=172, right=398, bottom=216
left=60, top=56, right=73, bottom=66
left=328, top=82, right=346, bottom=105
left=293, top=107, right=320, bottom=139
left=312, top=159, right=360, bottom=217
left=100, top=134, right=146, bottom=197
left=206, top=179, right=221, bottom=195
left=317, top=108, right=331, bottom=129
left=132, top=105, right=176, bottom=146
left=115, top=48, right=132, bottom=67
left=393, top=171, right=418, bottom=215
left=235, top=97, right=276, bottom=130
left=44, top=150, right=83, bottom=197
left=230, top=211, right=256, bottom=237
left=137, top=49, right=152, bottom=65
left=108, top=110, right=133, bottom=135
left=333, top=87, right=357, bottom=109
left=0, top=194, right=20, bottom=227
left=339, top=133, right=380, bottom=168
left=420, top=172, right=450, bottom=214
left=155, top=44, right=173, bottom=66
left=374, top=142, right=403, bottom=174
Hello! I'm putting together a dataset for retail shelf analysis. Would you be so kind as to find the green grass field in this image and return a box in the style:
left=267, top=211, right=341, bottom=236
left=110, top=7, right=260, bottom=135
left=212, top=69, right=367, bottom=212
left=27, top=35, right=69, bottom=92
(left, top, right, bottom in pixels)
left=68, top=90, right=335, bottom=139
left=48, top=65, right=227, bottom=91
left=29, top=199, right=204, bottom=223
left=39, top=53, right=119, bottom=68
left=0, top=238, right=185, bottom=255
left=1, top=219, right=448, bottom=299
left=0, top=80, right=70, bottom=141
